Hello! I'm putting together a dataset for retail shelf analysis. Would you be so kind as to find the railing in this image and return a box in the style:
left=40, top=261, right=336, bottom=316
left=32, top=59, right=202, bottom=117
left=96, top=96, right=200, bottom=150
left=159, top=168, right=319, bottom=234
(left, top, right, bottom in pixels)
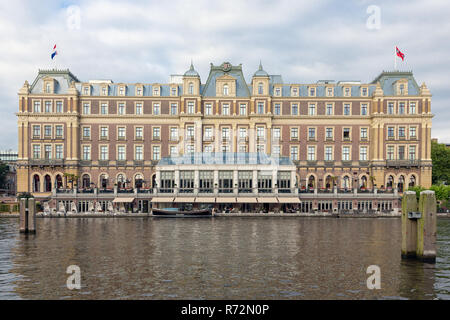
left=29, top=159, right=64, bottom=166
left=117, top=189, right=134, bottom=193
left=386, top=160, right=420, bottom=167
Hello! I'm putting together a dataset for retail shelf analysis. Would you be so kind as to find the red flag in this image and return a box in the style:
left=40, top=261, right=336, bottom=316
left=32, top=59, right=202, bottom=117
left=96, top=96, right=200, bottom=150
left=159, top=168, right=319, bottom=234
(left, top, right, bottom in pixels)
left=396, top=46, right=405, bottom=61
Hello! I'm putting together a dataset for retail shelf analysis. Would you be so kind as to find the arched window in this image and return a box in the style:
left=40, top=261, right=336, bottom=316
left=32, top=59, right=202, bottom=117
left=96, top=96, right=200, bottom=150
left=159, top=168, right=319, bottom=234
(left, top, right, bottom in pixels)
left=308, top=176, right=315, bottom=189
left=398, top=175, right=405, bottom=192
left=33, top=174, right=40, bottom=192
left=100, top=174, right=108, bottom=189
left=117, top=174, right=126, bottom=189
left=258, top=82, right=263, bottom=95
left=223, top=84, right=229, bottom=96
left=387, top=175, right=394, bottom=188
left=409, top=175, right=416, bottom=188
left=82, top=174, right=91, bottom=189
left=325, top=175, right=333, bottom=189
left=44, top=174, right=52, bottom=192
left=343, top=176, right=350, bottom=189
left=188, top=82, right=194, bottom=95
left=135, top=174, right=144, bottom=189
left=360, top=176, right=367, bottom=189
left=55, top=174, right=63, bottom=189
left=152, top=174, right=156, bottom=188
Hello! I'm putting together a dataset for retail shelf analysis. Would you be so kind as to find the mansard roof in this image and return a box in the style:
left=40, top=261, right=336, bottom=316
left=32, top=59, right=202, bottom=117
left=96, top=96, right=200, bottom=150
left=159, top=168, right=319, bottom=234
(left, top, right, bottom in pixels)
left=371, top=70, right=420, bottom=96
left=29, top=69, right=79, bottom=94
left=201, top=63, right=251, bottom=97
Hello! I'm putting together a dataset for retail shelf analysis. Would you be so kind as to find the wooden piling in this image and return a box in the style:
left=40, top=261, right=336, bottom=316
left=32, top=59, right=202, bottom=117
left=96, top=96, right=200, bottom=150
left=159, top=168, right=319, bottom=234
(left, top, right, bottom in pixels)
left=417, top=191, right=437, bottom=263
left=401, top=191, right=417, bottom=258
left=19, top=198, right=27, bottom=233
left=27, top=198, right=36, bottom=233
left=19, top=197, right=36, bottom=234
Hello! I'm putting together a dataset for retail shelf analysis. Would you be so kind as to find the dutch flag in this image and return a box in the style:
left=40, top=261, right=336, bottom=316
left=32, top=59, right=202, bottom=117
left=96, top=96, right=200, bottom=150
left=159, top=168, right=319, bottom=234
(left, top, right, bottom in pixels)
left=51, top=44, right=57, bottom=60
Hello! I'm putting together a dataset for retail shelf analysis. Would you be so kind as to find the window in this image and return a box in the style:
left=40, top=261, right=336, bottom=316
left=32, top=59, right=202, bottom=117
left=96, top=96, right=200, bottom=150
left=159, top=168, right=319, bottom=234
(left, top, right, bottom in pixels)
left=82, top=145, right=91, bottom=160
left=44, top=125, right=52, bottom=138
left=342, top=146, right=350, bottom=161
left=83, top=127, right=91, bottom=138
left=186, top=144, right=195, bottom=154
left=239, top=104, right=246, bottom=115
left=409, top=146, right=416, bottom=160
left=275, top=87, right=281, bottom=96
left=186, top=126, right=194, bottom=138
left=272, top=145, right=280, bottom=155
left=360, top=146, right=367, bottom=161
left=256, top=144, right=265, bottom=153
left=170, top=146, right=178, bottom=156
left=118, top=127, right=126, bottom=140
left=118, top=103, right=125, bottom=115
left=171, top=87, right=177, bottom=96
left=399, top=84, right=405, bottom=95
left=33, top=145, right=41, bottom=158
left=290, top=146, right=298, bottom=161
left=102, top=87, right=107, bottom=96
left=409, top=127, right=416, bottom=138
left=239, top=145, right=246, bottom=152
left=203, top=127, right=212, bottom=140
left=100, top=126, right=108, bottom=139
left=100, top=103, right=108, bottom=115
left=344, top=104, right=351, bottom=115
left=83, top=103, right=90, bottom=115
left=257, top=127, right=265, bottom=139
left=290, top=127, right=298, bottom=140
left=117, top=146, right=125, bottom=161
left=170, top=103, right=177, bottom=115
left=189, top=83, right=194, bottom=95
left=204, top=145, right=213, bottom=153
left=409, top=102, right=416, bottom=114
left=273, top=127, right=281, bottom=140
left=205, top=103, right=212, bottom=115
left=83, top=87, right=89, bottom=95
left=325, top=146, right=333, bottom=161
left=309, top=87, right=315, bottom=96
left=399, top=127, right=406, bottom=138
left=258, top=83, right=263, bottom=95
left=135, top=146, right=143, bottom=160
left=136, top=103, right=143, bottom=115
left=44, top=145, right=52, bottom=159
left=135, top=127, right=143, bottom=140
left=308, top=128, right=316, bottom=140
left=387, top=127, right=394, bottom=139
left=307, top=146, right=315, bottom=161
left=153, top=103, right=160, bottom=115
left=327, top=87, right=333, bottom=97
left=221, top=128, right=230, bottom=140
left=326, top=104, right=333, bottom=115
left=326, top=128, right=333, bottom=139
left=239, top=128, right=247, bottom=139
left=170, top=127, right=178, bottom=141
left=153, top=87, right=159, bottom=96
left=46, top=83, right=51, bottom=93
left=223, top=84, right=229, bottom=96
left=33, top=125, right=41, bottom=138
left=399, top=102, right=405, bottom=115
left=292, top=87, right=298, bottom=96
left=361, top=104, right=368, bottom=115
left=55, top=125, right=63, bottom=138
left=360, top=128, right=368, bottom=140
left=222, top=104, right=230, bottom=115
left=34, top=101, right=41, bottom=113
left=291, top=103, right=298, bottom=115
left=308, top=104, right=315, bottom=116
left=343, top=128, right=351, bottom=140
left=388, top=102, right=394, bottom=114
left=398, top=146, right=405, bottom=160
left=45, top=101, right=52, bottom=113
left=152, top=127, right=160, bottom=140
left=137, top=87, right=142, bottom=96
left=344, top=87, right=350, bottom=97
left=362, top=87, right=368, bottom=96
left=387, top=146, right=394, bottom=160
left=119, top=87, right=125, bottom=96
left=187, top=101, right=194, bottom=114
left=274, top=103, right=281, bottom=115
left=257, top=102, right=264, bottom=114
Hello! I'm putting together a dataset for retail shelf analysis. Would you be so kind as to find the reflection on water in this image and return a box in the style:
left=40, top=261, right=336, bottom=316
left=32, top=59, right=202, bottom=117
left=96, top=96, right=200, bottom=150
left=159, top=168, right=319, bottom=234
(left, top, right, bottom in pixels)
left=0, top=217, right=449, bottom=299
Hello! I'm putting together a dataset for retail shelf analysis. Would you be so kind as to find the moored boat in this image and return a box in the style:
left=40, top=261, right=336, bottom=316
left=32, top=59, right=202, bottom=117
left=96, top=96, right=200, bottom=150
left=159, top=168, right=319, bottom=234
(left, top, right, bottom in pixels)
left=152, top=207, right=212, bottom=217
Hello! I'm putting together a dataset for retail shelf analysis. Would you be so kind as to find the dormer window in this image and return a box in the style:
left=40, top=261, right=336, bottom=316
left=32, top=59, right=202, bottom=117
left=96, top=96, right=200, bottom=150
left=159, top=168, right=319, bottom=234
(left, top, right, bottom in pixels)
left=171, top=87, right=177, bottom=96
left=275, top=87, right=281, bottom=96
left=136, top=87, right=142, bottom=96
left=188, top=82, right=194, bottom=95
left=362, top=87, right=368, bottom=96
left=327, top=87, right=333, bottom=97
left=399, top=84, right=405, bottom=95
left=292, top=87, right=298, bottom=96
left=46, top=83, right=51, bottom=93
left=119, top=86, right=125, bottom=96
left=102, top=87, right=107, bottom=96
left=309, top=87, right=315, bottom=97
left=153, top=87, right=159, bottom=96
left=223, top=84, right=229, bottom=96
left=258, top=83, right=263, bottom=95
left=83, top=86, right=89, bottom=95
left=344, top=87, right=351, bottom=97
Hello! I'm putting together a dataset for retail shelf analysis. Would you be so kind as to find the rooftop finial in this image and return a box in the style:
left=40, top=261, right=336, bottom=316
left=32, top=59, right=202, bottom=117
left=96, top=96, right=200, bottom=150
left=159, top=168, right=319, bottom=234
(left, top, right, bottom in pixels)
left=259, top=60, right=263, bottom=70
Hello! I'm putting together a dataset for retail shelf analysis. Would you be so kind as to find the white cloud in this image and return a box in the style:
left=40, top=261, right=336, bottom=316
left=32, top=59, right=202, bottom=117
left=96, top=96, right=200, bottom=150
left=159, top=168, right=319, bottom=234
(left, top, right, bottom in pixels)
left=0, top=0, right=450, bottom=150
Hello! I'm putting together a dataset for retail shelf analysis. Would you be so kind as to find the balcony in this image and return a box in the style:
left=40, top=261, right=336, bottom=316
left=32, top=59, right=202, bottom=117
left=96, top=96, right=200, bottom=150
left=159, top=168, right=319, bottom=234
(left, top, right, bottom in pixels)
left=29, top=159, right=64, bottom=166
left=98, top=160, right=109, bottom=166
left=116, top=160, right=127, bottom=166
left=134, top=160, right=144, bottom=166
left=386, top=160, right=420, bottom=167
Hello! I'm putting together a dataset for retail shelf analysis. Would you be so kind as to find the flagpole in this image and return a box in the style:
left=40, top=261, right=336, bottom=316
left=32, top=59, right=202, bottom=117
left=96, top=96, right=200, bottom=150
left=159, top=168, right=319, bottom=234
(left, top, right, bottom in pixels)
left=394, top=46, right=397, bottom=71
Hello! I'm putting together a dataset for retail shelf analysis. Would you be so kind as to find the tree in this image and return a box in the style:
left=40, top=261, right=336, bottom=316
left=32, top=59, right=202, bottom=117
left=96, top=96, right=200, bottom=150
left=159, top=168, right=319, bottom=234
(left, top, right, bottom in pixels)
left=0, top=161, right=9, bottom=189
left=431, top=140, right=450, bottom=184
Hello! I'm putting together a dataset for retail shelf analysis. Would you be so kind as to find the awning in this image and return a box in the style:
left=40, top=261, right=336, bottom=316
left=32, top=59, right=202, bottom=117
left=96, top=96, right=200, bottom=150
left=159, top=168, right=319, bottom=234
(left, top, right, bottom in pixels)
left=236, top=197, right=257, bottom=203
left=151, top=197, right=174, bottom=203
left=257, top=197, right=278, bottom=203
left=113, top=197, right=135, bottom=203
left=277, top=197, right=301, bottom=204
left=174, top=197, right=195, bottom=203
left=195, top=197, right=216, bottom=203
left=216, top=197, right=237, bottom=203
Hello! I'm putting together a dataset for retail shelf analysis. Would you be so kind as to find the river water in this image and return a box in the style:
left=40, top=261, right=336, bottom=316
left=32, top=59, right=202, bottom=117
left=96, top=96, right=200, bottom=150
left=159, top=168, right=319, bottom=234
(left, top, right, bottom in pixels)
left=0, top=217, right=449, bottom=300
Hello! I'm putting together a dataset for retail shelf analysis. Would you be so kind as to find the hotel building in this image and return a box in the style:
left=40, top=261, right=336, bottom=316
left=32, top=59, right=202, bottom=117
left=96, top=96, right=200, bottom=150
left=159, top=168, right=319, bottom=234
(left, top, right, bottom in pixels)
left=16, top=62, right=432, bottom=213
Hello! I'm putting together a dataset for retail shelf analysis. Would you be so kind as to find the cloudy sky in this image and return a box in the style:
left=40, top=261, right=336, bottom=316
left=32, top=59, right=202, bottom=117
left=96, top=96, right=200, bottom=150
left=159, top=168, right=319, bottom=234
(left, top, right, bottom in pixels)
left=0, top=0, right=449, bottom=150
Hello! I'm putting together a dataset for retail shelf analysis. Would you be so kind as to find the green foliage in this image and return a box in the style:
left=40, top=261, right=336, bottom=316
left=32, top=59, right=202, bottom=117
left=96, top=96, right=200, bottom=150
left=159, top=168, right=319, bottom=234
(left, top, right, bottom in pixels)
left=0, top=204, right=10, bottom=212
left=431, top=141, right=450, bottom=184
left=429, top=185, right=450, bottom=201
left=407, top=185, right=426, bottom=201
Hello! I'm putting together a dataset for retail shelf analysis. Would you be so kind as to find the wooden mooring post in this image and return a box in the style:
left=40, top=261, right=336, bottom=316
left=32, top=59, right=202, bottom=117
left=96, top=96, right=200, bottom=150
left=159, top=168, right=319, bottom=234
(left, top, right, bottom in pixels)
left=19, top=197, right=36, bottom=234
left=401, top=190, right=436, bottom=263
